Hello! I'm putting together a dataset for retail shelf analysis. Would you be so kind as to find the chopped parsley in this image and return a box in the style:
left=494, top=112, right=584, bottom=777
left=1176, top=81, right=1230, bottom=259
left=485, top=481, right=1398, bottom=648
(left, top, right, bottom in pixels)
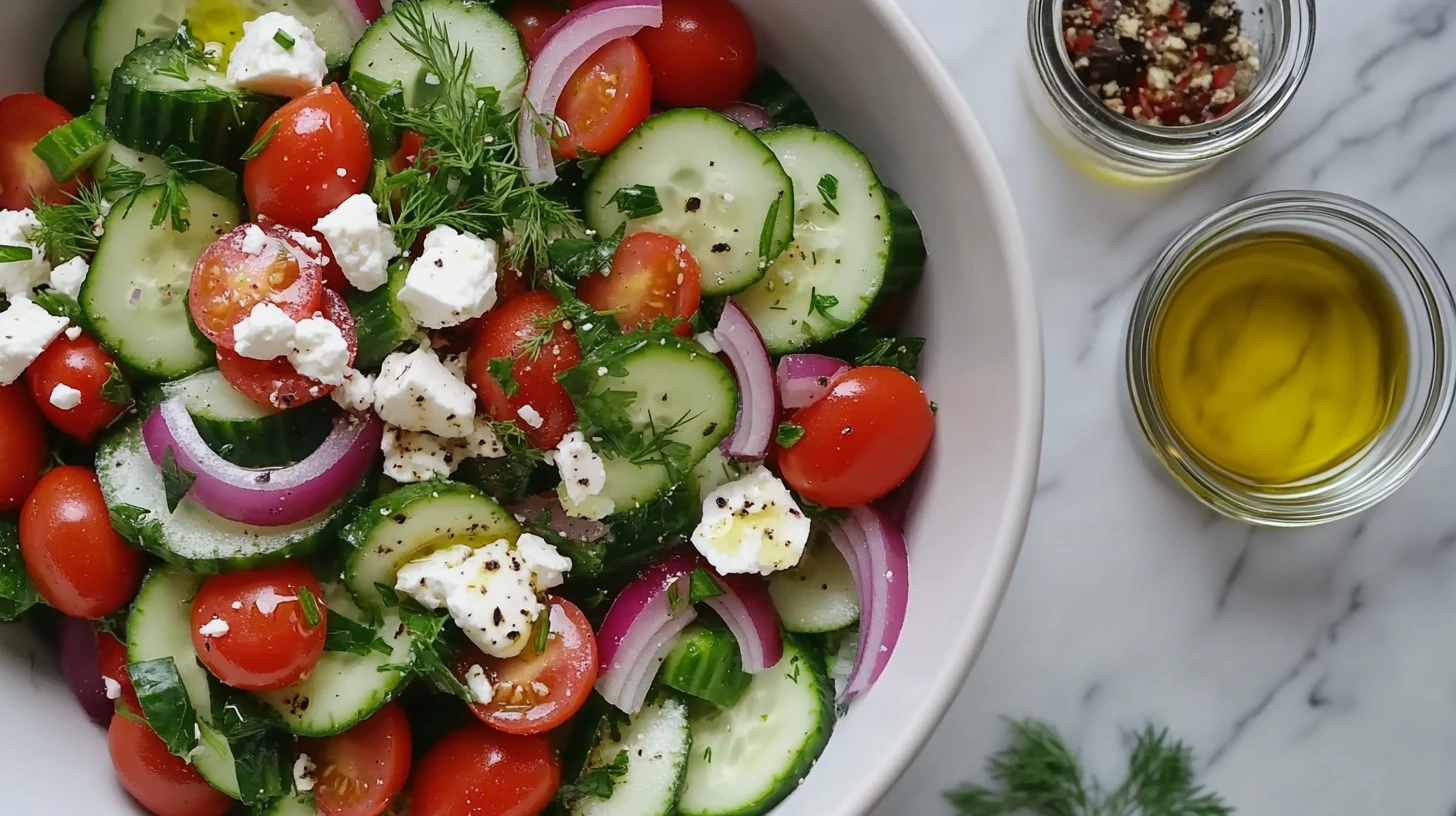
left=296, top=586, right=321, bottom=627
left=160, top=449, right=196, bottom=513
left=100, top=363, right=133, bottom=405
left=607, top=184, right=664, bottom=219
left=759, top=192, right=784, bottom=260
left=240, top=120, right=281, bottom=161
left=558, top=750, right=630, bottom=804
left=817, top=173, right=840, bottom=215
left=273, top=29, right=295, bottom=50
left=487, top=357, right=519, bottom=397
left=0, top=246, right=31, bottom=263
left=688, top=566, right=723, bottom=604
left=775, top=422, right=806, bottom=448
left=548, top=222, right=626, bottom=282
left=323, top=611, right=393, bottom=657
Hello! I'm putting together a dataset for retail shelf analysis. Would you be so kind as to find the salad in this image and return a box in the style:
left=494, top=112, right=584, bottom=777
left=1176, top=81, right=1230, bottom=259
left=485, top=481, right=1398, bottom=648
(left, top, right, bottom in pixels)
left=0, top=0, right=935, bottom=814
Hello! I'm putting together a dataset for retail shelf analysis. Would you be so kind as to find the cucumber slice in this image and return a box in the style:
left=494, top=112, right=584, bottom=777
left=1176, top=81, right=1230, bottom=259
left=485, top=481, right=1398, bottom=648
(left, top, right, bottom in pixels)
left=45, top=0, right=100, bottom=115
left=744, top=69, right=817, bottom=129
left=689, top=448, right=741, bottom=500
left=349, top=0, right=527, bottom=111
left=340, top=481, right=522, bottom=614
left=107, top=38, right=281, bottom=170
left=82, top=181, right=236, bottom=380
left=767, top=534, right=859, bottom=634
left=678, top=638, right=835, bottom=816
left=731, top=127, right=892, bottom=354
left=584, top=109, right=794, bottom=296
left=262, top=792, right=319, bottom=815
left=346, top=258, right=417, bottom=372
left=253, top=583, right=415, bottom=736
left=33, top=111, right=111, bottom=183
left=97, top=421, right=365, bottom=572
left=88, top=0, right=359, bottom=92
left=881, top=188, right=926, bottom=295
left=563, top=334, right=738, bottom=515
left=161, top=369, right=335, bottom=467
left=658, top=625, right=751, bottom=708
left=94, top=142, right=171, bottom=192
left=570, top=696, right=694, bottom=816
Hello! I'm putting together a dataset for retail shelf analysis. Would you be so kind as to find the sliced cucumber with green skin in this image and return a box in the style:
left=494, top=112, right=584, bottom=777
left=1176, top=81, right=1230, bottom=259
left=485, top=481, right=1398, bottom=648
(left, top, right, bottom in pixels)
left=340, top=480, right=522, bottom=614
left=678, top=638, right=835, bottom=816
left=127, top=566, right=241, bottom=799
left=744, top=69, right=818, bottom=129
left=689, top=447, right=741, bottom=501
left=564, top=334, right=738, bottom=515
left=88, top=0, right=359, bottom=92
left=570, top=696, right=694, bottom=816
left=767, top=534, right=860, bottom=634
left=346, top=259, right=417, bottom=372
left=45, top=0, right=99, bottom=115
left=262, top=792, right=319, bottom=815
left=731, top=127, right=892, bottom=354
left=107, top=39, right=281, bottom=170
left=254, top=584, right=415, bottom=736
left=161, top=369, right=335, bottom=467
left=97, top=421, right=365, bottom=572
left=658, top=625, right=751, bottom=708
left=93, top=141, right=170, bottom=192
left=82, top=181, right=235, bottom=380
left=584, top=109, right=794, bottom=296
left=881, top=187, right=927, bottom=295
left=349, top=0, right=528, bottom=111
left=33, top=111, right=111, bottom=183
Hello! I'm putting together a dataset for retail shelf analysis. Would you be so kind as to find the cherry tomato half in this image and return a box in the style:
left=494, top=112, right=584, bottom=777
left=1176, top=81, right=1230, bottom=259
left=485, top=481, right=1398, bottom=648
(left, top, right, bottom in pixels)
left=0, top=384, right=47, bottom=511
left=468, top=291, right=582, bottom=449
left=190, top=562, right=327, bottom=691
left=190, top=220, right=326, bottom=349
left=97, top=630, right=141, bottom=715
left=256, top=213, right=348, bottom=292
left=577, top=231, right=701, bottom=336
left=216, top=288, right=357, bottom=409
left=243, top=84, right=371, bottom=228
left=634, top=0, right=758, bottom=110
left=24, top=331, right=131, bottom=444
left=0, top=93, right=85, bottom=210
left=19, top=467, right=142, bottom=619
left=504, top=1, right=566, bottom=57
left=778, top=366, right=935, bottom=508
left=109, top=715, right=233, bottom=816
left=300, top=701, right=412, bottom=816
left=555, top=38, right=652, bottom=158
left=411, top=723, right=559, bottom=816
left=454, top=597, right=597, bottom=735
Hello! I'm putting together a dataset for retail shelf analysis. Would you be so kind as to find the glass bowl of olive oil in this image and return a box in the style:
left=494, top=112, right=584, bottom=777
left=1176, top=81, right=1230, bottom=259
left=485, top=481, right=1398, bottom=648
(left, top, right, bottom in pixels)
left=1126, top=191, right=1456, bottom=526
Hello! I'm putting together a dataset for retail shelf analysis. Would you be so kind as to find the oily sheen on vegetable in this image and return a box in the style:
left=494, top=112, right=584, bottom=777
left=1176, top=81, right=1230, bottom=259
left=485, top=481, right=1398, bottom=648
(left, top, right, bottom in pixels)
left=828, top=505, right=911, bottom=700
left=716, top=299, right=778, bottom=460
left=141, top=399, right=383, bottom=527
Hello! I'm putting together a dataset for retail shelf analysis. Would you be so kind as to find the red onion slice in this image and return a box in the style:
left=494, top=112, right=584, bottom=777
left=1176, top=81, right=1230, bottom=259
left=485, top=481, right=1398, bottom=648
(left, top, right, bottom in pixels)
left=716, top=299, right=777, bottom=461
left=717, top=103, right=773, bottom=131
left=58, top=617, right=111, bottom=727
left=596, top=551, right=699, bottom=713
left=827, top=506, right=910, bottom=700
left=519, top=0, right=663, bottom=185
left=331, top=0, right=383, bottom=37
left=701, top=568, right=783, bottom=673
left=142, top=399, right=383, bottom=527
left=509, top=495, right=609, bottom=542
left=777, top=354, right=851, bottom=410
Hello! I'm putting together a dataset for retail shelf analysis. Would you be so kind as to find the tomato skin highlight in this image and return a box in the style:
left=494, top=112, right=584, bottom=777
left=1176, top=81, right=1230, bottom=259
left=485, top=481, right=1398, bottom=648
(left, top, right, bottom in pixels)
left=468, top=291, right=582, bottom=449
left=634, top=0, right=758, bottom=110
left=216, top=288, right=357, bottom=409
left=577, top=231, right=701, bottom=336
left=24, top=331, right=131, bottom=444
left=411, top=723, right=560, bottom=816
left=19, top=466, right=142, bottom=619
left=0, top=383, right=48, bottom=511
left=779, top=367, right=935, bottom=508
left=555, top=38, right=653, bottom=158
left=190, top=220, right=327, bottom=349
left=243, top=84, right=371, bottom=228
left=301, top=701, right=412, bottom=816
left=0, top=93, right=86, bottom=210
left=504, top=0, right=566, bottom=57
left=109, top=715, right=234, bottom=816
left=455, top=597, right=598, bottom=735
left=190, top=562, right=328, bottom=691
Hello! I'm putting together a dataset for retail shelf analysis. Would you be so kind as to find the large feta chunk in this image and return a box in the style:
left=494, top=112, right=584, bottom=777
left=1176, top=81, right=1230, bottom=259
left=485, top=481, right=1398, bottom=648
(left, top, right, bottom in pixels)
left=288, top=315, right=350, bottom=385
left=313, top=194, right=400, bottom=292
left=554, top=431, right=607, bottom=505
left=225, top=12, right=328, bottom=98
left=0, top=297, right=68, bottom=384
left=399, top=227, right=498, bottom=329
left=691, top=466, right=810, bottom=576
left=0, top=209, right=51, bottom=300
left=49, top=384, right=82, bottom=410
left=233, top=302, right=297, bottom=360
left=515, top=532, right=573, bottom=590
left=373, top=346, right=476, bottom=437
left=394, top=541, right=543, bottom=660
left=49, top=257, right=89, bottom=299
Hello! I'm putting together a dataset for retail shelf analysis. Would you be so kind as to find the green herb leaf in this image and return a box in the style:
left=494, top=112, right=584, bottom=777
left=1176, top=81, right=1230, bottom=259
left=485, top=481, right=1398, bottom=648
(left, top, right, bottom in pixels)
left=160, top=146, right=239, bottom=201
left=0, top=518, right=39, bottom=622
left=488, top=357, right=520, bottom=397
left=576, top=146, right=602, bottom=177
left=559, top=749, right=630, bottom=804
left=759, top=192, right=783, bottom=260
left=0, top=245, right=32, bottom=263
left=273, top=29, right=296, bottom=50
left=108, top=504, right=161, bottom=549
left=688, top=566, right=723, bottom=604
left=667, top=580, right=687, bottom=615
left=548, top=222, right=626, bottom=282
left=399, top=606, right=476, bottom=702
left=161, top=448, right=196, bottom=513
left=31, top=182, right=109, bottom=264
left=775, top=422, right=806, bottom=449
left=607, top=184, right=664, bottom=219
left=29, top=287, right=85, bottom=325
left=806, top=287, right=848, bottom=328
left=704, top=746, right=713, bottom=763
left=100, top=362, right=133, bottom=405
left=151, top=172, right=193, bottom=233
left=324, top=610, right=394, bottom=657
left=241, top=120, right=281, bottom=161
left=817, top=323, right=926, bottom=377
left=297, top=586, right=322, bottom=627
left=532, top=610, right=551, bottom=654
left=128, top=657, right=199, bottom=757
left=374, top=582, right=400, bottom=608
left=817, top=173, right=840, bottom=215
left=99, top=159, right=147, bottom=201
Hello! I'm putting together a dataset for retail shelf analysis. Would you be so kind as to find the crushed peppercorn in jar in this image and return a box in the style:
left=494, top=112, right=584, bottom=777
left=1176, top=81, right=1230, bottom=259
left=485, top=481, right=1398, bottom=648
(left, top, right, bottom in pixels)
left=1063, top=0, right=1261, bottom=126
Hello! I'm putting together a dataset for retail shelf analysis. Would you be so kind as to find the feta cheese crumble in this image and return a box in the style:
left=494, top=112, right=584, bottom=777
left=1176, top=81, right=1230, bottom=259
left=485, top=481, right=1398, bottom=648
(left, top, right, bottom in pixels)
left=332, top=368, right=375, bottom=412
left=293, top=754, right=316, bottom=793
left=103, top=676, right=122, bottom=700
left=517, top=404, right=544, bottom=429
left=381, top=427, right=458, bottom=483
left=239, top=223, right=270, bottom=256
left=0, top=209, right=50, bottom=300
left=288, top=316, right=350, bottom=385
left=313, top=194, right=400, bottom=292
left=64, top=327, right=82, bottom=341
left=233, top=302, right=297, bottom=360
left=691, top=466, right=811, bottom=575
left=464, top=664, right=493, bottom=703
left=554, top=431, right=607, bottom=505
left=516, top=532, right=574, bottom=589
left=198, top=618, right=230, bottom=637
left=373, top=346, right=477, bottom=438
left=694, top=332, right=722, bottom=354
left=399, top=227, right=499, bottom=328
left=48, top=384, right=82, bottom=411
left=0, top=298, right=68, bottom=384
left=226, top=12, right=328, bottom=98
left=49, top=257, right=89, bottom=299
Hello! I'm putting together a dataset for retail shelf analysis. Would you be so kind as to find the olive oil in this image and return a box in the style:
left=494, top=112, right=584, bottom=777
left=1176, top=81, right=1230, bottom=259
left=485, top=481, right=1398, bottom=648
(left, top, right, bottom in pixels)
left=1152, top=233, right=1408, bottom=485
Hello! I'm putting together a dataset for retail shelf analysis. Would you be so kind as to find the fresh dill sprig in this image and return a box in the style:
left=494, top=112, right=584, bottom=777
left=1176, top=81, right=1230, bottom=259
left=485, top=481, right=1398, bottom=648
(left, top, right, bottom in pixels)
left=31, top=184, right=108, bottom=264
left=945, top=719, right=1232, bottom=816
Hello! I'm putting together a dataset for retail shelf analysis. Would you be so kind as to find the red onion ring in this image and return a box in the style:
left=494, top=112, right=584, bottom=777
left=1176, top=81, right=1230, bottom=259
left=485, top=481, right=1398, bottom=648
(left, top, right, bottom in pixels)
left=717, top=102, right=773, bottom=131
left=701, top=568, right=783, bottom=673
left=716, top=299, right=777, bottom=461
left=827, top=506, right=909, bottom=700
left=777, top=354, right=851, bottom=410
left=509, top=495, right=609, bottom=542
left=58, top=617, right=111, bottom=727
left=332, top=0, right=384, bottom=36
left=596, top=551, right=699, bottom=713
left=519, top=0, right=663, bottom=185
left=142, top=398, right=383, bottom=527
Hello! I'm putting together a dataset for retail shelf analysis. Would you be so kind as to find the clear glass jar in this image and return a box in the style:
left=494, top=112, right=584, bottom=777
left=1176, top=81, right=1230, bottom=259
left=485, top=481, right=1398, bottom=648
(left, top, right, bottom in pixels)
left=1125, top=192, right=1456, bottom=526
left=1024, top=0, right=1316, bottom=185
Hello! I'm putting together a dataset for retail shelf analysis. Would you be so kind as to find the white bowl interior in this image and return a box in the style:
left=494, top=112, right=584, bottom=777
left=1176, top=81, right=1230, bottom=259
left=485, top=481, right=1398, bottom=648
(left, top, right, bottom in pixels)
left=0, top=1, right=1042, bottom=813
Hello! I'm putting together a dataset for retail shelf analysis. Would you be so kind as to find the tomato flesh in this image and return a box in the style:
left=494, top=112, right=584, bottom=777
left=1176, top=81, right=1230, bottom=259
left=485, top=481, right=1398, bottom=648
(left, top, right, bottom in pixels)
left=555, top=38, right=653, bottom=158
left=190, top=562, right=327, bottom=691
left=301, top=701, right=412, bottom=816
left=634, top=0, right=758, bottom=110
left=244, top=84, right=371, bottom=228
left=24, top=331, right=131, bottom=444
left=467, top=291, right=582, bottom=449
left=0, top=383, right=47, bottom=511
left=577, top=231, right=701, bottom=336
left=190, top=221, right=326, bottom=349
left=778, top=366, right=935, bottom=507
left=217, top=288, right=357, bottom=409
left=19, top=466, right=142, bottom=619
left=411, top=723, right=560, bottom=816
left=109, top=715, right=233, bottom=816
left=0, top=93, right=85, bottom=210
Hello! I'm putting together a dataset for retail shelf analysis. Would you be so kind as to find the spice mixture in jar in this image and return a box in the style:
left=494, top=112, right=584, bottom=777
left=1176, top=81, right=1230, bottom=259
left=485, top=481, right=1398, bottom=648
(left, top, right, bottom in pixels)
left=1062, top=0, right=1261, bottom=126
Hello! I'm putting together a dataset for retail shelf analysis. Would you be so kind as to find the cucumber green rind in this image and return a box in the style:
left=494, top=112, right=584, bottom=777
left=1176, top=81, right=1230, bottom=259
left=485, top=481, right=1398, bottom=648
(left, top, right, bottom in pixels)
left=45, top=0, right=99, bottom=115
left=744, top=69, right=818, bottom=128
left=881, top=187, right=927, bottom=295
left=346, top=259, right=417, bottom=372
left=340, top=480, right=522, bottom=613
left=570, top=695, right=694, bottom=816
left=162, top=370, right=336, bottom=467
left=34, top=111, right=110, bottom=183
left=658, top=625, right=751, bottom=708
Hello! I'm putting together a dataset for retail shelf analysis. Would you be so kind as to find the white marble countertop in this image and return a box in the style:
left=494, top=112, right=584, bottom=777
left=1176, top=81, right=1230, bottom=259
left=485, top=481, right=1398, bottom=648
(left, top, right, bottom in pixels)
left=876, top=0, right=1456, bottom=813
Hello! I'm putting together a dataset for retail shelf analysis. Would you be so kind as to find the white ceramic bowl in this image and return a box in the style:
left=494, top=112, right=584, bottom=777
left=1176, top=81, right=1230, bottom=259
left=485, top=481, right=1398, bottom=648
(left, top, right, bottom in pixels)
left=0, top=0, right=1042, bottom=813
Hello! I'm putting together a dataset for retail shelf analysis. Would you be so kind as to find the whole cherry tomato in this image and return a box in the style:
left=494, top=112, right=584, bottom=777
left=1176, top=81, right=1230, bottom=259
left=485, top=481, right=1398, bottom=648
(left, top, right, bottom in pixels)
left=190, top=562, right=327, bottom=691
left=634, top=0, right=758, bottom=109
left=243, top=84, right=371, bottom=228
left=19, top=466, right=143, bottom=619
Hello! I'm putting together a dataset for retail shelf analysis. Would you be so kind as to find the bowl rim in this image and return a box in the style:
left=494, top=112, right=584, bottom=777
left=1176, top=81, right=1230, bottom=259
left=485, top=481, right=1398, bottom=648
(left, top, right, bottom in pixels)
left=846, top=1, right=1043, bottom=813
